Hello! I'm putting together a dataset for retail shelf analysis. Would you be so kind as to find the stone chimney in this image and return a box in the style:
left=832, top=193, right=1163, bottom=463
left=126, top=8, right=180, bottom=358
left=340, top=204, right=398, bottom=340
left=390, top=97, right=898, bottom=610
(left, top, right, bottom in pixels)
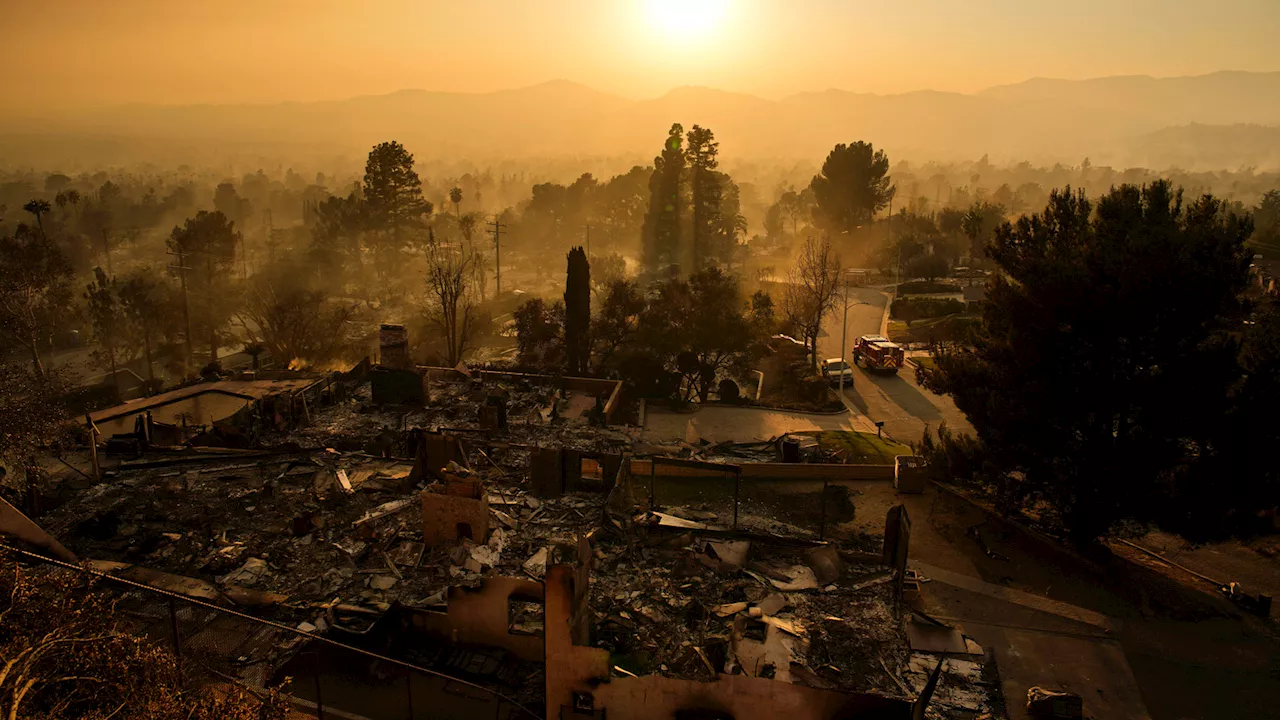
left=379, top=324, right=411, bottom=369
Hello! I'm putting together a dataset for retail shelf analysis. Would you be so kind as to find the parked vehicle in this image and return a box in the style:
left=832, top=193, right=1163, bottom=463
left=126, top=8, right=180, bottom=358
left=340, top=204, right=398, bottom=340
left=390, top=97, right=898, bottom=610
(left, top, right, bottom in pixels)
left=820, top=357, right=855, bottom=385
left=852, top=335, right=904, bottom=373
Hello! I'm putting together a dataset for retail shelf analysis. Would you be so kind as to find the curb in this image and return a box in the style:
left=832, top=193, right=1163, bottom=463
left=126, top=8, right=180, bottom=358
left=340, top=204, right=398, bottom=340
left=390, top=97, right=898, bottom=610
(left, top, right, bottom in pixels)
left=879, top=288, right=895, bottom=337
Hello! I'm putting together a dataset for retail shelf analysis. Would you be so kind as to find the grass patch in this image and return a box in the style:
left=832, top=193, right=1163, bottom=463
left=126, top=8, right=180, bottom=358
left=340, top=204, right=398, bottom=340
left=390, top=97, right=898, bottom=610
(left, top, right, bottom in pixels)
left=813, top=430, right=911, bottom=464
left=910, top=356, right=937, bottom=372
left=888, top=315, right=980, bottom=344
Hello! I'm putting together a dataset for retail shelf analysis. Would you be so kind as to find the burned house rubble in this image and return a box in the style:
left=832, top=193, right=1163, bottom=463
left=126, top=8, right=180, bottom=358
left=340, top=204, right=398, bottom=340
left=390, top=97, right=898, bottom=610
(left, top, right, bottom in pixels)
left=10, top=353, right=1000, bottom=720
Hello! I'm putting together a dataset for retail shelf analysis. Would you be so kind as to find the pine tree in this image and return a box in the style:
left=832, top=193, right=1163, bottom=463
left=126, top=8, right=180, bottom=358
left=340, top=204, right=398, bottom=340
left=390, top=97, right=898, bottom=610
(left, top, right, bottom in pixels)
left=686, top=125, right=722, bottom=272
left=641, top=124, right=685, bottom=275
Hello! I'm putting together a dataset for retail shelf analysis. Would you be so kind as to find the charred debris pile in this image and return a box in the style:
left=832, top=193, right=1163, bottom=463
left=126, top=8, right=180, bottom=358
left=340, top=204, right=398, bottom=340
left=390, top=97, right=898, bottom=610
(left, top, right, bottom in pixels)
left=22, top=353, right=997, bottom=718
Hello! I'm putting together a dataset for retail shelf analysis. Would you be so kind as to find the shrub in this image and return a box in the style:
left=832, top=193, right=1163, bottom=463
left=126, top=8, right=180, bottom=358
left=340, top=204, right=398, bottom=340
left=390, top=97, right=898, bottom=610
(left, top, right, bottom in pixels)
left=897, top=281, right=961, bottom=295
left=903, top=253, right=950, bottom=282
left=890, top=297, right=966, bottom=324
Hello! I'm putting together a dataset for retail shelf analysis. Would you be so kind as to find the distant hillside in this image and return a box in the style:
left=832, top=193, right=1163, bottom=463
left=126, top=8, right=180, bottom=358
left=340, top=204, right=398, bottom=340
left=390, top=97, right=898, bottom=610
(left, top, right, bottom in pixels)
left=4, top=72, right=1280, bottom=170
left=1131, top=123, right=1280, bottom=171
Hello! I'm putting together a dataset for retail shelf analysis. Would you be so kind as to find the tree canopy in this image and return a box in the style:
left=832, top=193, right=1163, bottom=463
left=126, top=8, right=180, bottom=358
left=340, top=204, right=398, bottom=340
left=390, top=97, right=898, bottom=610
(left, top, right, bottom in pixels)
left=642, top=123, right=685, bottom=274
left=923, top=181, right=1254, bottom=543
left=810, top=141, right=895, bottom=238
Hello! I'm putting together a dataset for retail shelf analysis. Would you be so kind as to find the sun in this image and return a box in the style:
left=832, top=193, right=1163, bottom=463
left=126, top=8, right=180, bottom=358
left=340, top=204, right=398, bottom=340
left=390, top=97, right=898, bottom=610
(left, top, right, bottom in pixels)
left=645, top=0, right=729, bottom=43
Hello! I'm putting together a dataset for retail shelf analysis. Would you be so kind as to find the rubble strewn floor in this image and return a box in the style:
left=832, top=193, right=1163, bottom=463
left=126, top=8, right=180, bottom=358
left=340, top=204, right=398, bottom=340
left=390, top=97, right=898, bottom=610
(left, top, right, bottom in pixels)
left=33, top=374, right=1002, bottom=719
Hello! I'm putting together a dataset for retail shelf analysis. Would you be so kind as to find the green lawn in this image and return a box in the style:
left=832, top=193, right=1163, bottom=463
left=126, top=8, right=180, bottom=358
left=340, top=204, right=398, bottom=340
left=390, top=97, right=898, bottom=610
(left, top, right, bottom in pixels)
left=813, top=430, right=911, bottom=464
left=911, top=356, right=937, bottom=372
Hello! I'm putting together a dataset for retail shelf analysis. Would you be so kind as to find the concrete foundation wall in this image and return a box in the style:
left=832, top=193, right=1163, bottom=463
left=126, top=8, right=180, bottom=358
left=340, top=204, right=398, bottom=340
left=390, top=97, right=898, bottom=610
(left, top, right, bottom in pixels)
left=593, top=674, right=911, bottom=720
left=629, top=460, right=895, bottom=482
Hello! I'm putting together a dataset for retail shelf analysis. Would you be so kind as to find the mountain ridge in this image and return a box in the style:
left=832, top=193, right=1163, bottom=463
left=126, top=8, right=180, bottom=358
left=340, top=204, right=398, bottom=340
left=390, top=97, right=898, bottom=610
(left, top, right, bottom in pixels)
left=3, top=71, right=1279, bottom=170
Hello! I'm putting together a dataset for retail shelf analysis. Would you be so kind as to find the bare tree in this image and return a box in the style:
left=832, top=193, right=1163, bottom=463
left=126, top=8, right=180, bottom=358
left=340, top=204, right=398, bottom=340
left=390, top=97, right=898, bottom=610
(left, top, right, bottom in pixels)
left=425, top=243, right=480, bottom=366
left=0, top=227, right=73, bottom=378
left=0, top=563, right=290, bottom=719
left=782, top=236, right=842, bottom=360
left=236, top=257, right=358, bottom=369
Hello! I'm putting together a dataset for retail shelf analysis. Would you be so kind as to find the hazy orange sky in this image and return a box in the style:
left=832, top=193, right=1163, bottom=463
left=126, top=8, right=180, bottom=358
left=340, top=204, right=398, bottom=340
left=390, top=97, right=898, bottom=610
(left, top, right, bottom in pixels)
left=2, top=0, right=1278, bottom=109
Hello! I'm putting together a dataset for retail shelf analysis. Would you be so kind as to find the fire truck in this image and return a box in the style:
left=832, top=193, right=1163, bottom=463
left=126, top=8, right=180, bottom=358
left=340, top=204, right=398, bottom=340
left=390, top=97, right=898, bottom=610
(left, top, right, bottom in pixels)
left=852, top=335, right=905, bottom=373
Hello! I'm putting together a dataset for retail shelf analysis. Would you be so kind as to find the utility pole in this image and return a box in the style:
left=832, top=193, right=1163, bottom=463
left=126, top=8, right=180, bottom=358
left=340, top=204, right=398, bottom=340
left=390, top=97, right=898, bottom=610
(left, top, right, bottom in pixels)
left=887, top=194, right=896, bottom=285
left=488, top=218, right=506, bottom=297
left=840, top=271, right=850, bottom=397
left=206, top=257, right=217, bottom=365
left=583, top=223, right=591, bottom=258
left=166, top=249, right=194, bottom=371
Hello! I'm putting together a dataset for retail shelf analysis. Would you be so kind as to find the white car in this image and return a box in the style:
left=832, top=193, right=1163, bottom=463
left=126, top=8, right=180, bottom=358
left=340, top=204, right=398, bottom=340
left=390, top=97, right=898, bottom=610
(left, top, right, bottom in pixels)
left=820, top=358, right=855, bottom=384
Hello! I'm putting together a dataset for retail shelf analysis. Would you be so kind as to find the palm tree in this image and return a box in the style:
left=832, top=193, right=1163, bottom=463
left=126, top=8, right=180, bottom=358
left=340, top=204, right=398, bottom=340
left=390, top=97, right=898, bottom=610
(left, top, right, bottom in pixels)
left=449, top=186, right=463, bottom=219
left=65, top=189, right=81, bottom=219
left=22, top=199, right=51, bottom=235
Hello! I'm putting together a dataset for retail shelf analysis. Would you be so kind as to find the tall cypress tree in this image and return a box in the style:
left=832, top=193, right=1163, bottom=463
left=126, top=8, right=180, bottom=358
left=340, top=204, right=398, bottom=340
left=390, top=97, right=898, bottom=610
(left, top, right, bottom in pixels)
left=641, top=124, right=685, bottom=275
left=686, top=125, right=722, bottom=272
left=564, top=246, right=591, bottom=375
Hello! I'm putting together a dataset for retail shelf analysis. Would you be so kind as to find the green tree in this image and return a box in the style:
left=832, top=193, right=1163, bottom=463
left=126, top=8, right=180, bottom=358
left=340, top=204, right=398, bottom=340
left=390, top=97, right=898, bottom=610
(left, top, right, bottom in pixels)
left=591, top=279, right=645, bottom=373
left=167, top=210, right=240, bottom=366
left=924, top=182, right=1252, bottom=544
left=22, top=200, right=51, bottom=235
left=713, top=172, right=748, bottom=267
left=514, top=297, right=564, bottom=368
left=117, top=270, right=172, bottom=388
left=564, top=246, right=591, bottom=375
left=84, top=267, right=126, bottom=398
left=636, top=268, right=753, bottom=402
left=310, top=190, right=368, bottom=281
left=363, top=141, right=431, bottom=276
left=1252, top=189, right=1280, bottom=249
left=809, top=142, right=895, bottom=238
left=642, top=124, right=685, bottom=274
left=0, top=226, right=73, bottom=378
left=773, top=188, right=814, bottom=238
left=213, top=182, right=252, bottom=228
left=686, top=125, right=722, bottom=272
left=960, top=201, right=1006, bottom=262
left=449, top=186, right=463, bottom=218
left=903, top=254, right=949, bottom=282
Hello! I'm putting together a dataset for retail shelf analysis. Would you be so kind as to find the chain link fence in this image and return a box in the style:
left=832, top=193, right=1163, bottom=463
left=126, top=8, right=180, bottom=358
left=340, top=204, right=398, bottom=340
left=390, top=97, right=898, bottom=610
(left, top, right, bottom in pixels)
left=1, top=544, right=538, bottom=720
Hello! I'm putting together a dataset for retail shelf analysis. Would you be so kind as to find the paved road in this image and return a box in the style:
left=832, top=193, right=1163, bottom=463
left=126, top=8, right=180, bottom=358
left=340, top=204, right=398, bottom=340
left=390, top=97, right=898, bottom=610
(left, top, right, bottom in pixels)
left=817, top=287, right=973, bottom=445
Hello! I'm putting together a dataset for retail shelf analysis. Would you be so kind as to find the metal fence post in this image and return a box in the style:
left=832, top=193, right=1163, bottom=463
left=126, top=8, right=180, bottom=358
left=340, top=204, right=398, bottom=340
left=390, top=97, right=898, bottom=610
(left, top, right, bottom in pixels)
left=314, top=654, right=325, bottom=720
left=732, top=469, right=740, bottom=531
left=649, top=459, right=656, bottom=509
left=167, top=599, right=183, bottom=679
left=819, top=480, right=829, bottom=540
